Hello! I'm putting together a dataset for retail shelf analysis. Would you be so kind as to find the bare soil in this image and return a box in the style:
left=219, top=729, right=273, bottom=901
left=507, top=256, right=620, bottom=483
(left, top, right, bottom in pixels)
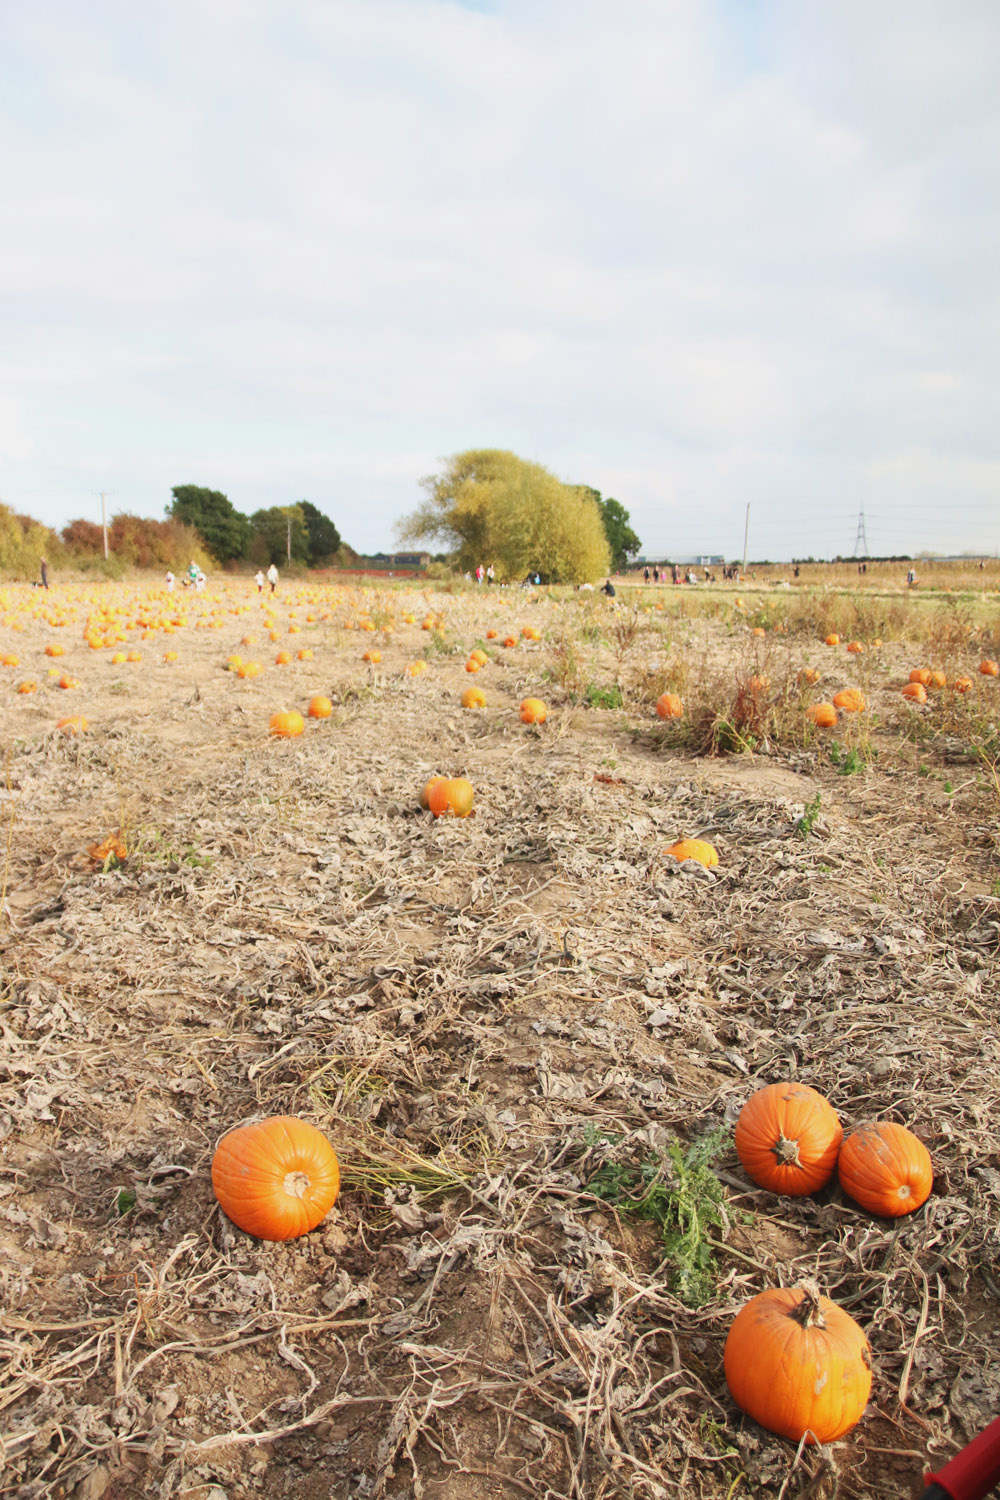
left=2, top=580, right=999, bottom=1500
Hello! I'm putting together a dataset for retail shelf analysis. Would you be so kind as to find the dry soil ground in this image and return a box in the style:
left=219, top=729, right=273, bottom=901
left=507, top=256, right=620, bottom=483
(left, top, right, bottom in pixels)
left=1, top=578, right=999, bottom=1500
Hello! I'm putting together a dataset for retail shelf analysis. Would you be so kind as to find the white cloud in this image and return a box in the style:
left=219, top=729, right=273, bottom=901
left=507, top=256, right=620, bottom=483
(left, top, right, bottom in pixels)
left=1, top=0, right=998, bottom=557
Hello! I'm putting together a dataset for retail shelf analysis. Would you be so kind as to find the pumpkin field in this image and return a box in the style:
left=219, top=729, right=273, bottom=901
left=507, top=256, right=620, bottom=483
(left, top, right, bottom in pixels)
left=2, top=572, right=1000, bottom=1500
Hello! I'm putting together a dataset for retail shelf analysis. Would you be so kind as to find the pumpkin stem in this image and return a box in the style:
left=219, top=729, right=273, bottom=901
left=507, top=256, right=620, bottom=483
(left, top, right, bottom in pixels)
left=790, top=1280, right=826, bottom=1330
left=772, top=1133, right=802, bottom=1168
left=283, top=1171, right=311, bottom=1199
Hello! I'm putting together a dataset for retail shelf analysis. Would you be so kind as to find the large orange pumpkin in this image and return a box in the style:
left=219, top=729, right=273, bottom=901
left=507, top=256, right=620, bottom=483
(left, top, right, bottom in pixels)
left=909, top=668, right=932, bottom=686
left=664, top=838, right=718, bottom=868
left=461, top=686, right=486, bottom=709
left=806, top=702, right=837, bottom=728
left=837, top=1122, right=932, bottom=1218
left=269, top=710, right=304, bottom=738
left=734, top=1083, right=842, bottom=1195
left=211, top=1116, right=340, bottom=1241
left=832, top=688, right=865, bottom=713
left=520, top=697, right=547, bottom=724
left=901, top=682, right=927, bottom=703
left=426, top=776, right=474, bottom=818
left=979, top=659, right=999, bottom=677
left=724, top=1282, right=872, bottom=1444
left=655, top=692, right=683, bottom=719
left=308, top=694, right=333, bottom=719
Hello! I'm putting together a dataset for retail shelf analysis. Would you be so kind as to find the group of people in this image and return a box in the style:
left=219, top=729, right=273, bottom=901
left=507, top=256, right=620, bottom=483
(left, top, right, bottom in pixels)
left=473, top=564, right=496, bottom=584
left=642, top=564, right=723, bottom=585
left=164, top=561, right=208, bottom=591
left=255, top=564, right=279, bottom=594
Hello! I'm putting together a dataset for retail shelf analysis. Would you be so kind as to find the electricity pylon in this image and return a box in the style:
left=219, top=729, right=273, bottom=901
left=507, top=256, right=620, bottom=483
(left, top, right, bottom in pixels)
left=852, top=507, right=869, bottom=558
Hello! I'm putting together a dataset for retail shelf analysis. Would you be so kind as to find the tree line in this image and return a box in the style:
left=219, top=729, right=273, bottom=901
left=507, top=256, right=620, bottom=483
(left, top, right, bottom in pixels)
left=166, top=487, right=344, bottom=567
left=0, top=488, right=347, bottom=578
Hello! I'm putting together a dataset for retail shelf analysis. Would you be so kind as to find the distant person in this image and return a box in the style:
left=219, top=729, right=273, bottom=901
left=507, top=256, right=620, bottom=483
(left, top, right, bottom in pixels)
left=165, top=570, right=175, bottom=591
left=486, top=564, right=495, bottom=584
left=40, top=557, right=49, bottom=590
left=267, top=563, right=279, bottom=594
left=601, top=578, right=616, bottom=597
left=187, top=560, right=199, bottom=585
left=643, top=567, right=650, bottom=584
left=254, top=569, right=265, bottom=594
left=907, top=568, right=916, bottom=587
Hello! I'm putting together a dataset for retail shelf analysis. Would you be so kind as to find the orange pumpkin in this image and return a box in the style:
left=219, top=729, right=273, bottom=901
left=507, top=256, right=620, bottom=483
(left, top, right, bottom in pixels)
left=846, top=641, right=864, bottom=654
left=426, top=776, right=474, bottom=818
left=832, top=688, right=865, bottom=713
left=56, top=715, right=88, bottom=735
left=211, top=1116, right=340, bottom=1241
left=461, top=686, right=486, bottom=709
left=724, top=1282, right=871, bottom=1444
left=824, top=634, right=840, bottom=646
left=806, top=702, right=837, bottom=728
left=520, top=697, right=547, bottom=724
left=308, top=694, right=333, bottom=719
left=734, top=1082, right=842, bottom=1196
left=837, top=1122, right=932, bottom=1218
left=655, top=692, right=683, bottom=719
left=275, top=650, right=292, bottom=665
left=664, top=838, right=718, bottom=868
left=909, top=668, right=932, bottom=686
left=927, top=670, right=946, bottom=690
left=953, top=676, right=973, bottom=694
left=797, top=668, right=820, bottom=686
left=979, top=659, right=999, bottom=677
left=901, top=682, right=927, bottom=703
left=362, top=649, right=381, bottom=663
left=16, top=680, right=37, bottom=694
left=297, top=648, right=314, bottom=661
left=269, top=710, right=304, bottom=738
left=464, top=657, right=481, bottom=673
left=469, top=648, right=488, bottom=666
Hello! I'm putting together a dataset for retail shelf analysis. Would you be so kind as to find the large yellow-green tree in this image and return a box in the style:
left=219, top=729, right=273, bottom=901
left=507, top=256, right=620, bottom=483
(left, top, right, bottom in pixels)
left=398, top=450, right=610, bottom=583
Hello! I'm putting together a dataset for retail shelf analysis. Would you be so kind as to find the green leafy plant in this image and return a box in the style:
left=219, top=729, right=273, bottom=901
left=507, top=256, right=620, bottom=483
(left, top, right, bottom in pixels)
left=586, top=1128, right=728, bottom=1305
left=795, top=792, right=822, bottom=839
left=584, top=681, right=624, bottom=710
left=829, top=743, right=865, bottom=776
left=112, top=1187, right=137, bottom=1218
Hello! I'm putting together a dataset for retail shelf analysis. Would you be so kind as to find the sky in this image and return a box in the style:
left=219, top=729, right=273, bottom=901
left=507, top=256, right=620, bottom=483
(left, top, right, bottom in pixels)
left=2, top=0, right=999, bottom=562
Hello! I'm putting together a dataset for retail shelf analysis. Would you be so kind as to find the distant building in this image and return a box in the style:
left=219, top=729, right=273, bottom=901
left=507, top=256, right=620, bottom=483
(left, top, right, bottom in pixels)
left=391, top=552, right=431, bottom=568
left=637, top=554, right=725, bottom=568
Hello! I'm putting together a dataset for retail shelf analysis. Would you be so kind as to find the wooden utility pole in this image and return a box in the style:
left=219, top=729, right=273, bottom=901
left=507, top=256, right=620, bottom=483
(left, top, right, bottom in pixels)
left=742, top=503, right=750, bottom=579
left=99, top=491, right=113, bottom=558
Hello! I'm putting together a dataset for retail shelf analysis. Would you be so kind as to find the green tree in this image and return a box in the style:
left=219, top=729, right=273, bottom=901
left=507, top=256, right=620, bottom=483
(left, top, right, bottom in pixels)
left=167, top=485, right=252, bottom=564
left=578, top=488, right=641, bottom=571
left=397, top=449, right=610, bottom=584
left=0, top=504, right=59, bottom=575
left=249, top=504, right=310, bottom=567
left=299, top=501, right=341, bottom=564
